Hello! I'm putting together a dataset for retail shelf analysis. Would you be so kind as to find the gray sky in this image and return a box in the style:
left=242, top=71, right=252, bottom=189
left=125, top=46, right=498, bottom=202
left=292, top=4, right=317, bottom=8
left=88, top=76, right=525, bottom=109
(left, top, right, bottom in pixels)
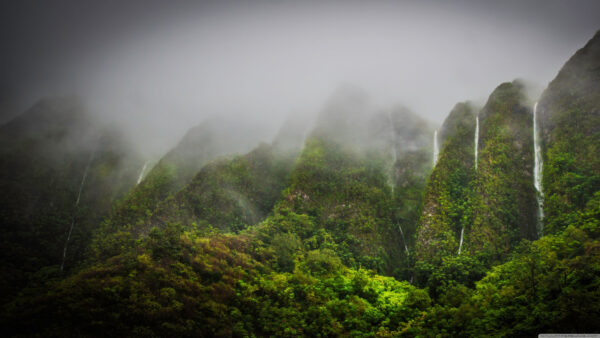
left=1, top=0, right=599, bottom=155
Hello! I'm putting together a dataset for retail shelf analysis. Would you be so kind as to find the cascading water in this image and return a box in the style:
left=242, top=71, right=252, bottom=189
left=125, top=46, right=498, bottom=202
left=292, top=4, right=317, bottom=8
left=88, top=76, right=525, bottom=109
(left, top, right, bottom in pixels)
left=60, top=149, right=94, bottom=271
left=136, top=161, right=150, bottom=185
left=433, top=129, right=439, bottom=166
left=457, top=227, right=465, bottom=255
left=458, top=116, right=479, bottom=255
left=533, top=102, right=544, bottom=235
left=474, top=115, right=479, bottom=171
left=397, top=224, right=409, bottom=255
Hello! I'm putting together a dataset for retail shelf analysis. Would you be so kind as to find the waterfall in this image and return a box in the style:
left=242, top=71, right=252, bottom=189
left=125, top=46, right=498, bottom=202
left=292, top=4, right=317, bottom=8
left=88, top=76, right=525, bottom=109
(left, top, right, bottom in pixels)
left=457, top=226, right=465, bottom=255
left=474, top=115, right=479, bottom=171
left=533, top=102, right=544, bottom=235
left=136, top=161, right=150, bottom=185
left=397, top=224, right=409, bottom=255
left=61, top=149, right=94, bottom=271
left=433, top=130, right=439, bottom=166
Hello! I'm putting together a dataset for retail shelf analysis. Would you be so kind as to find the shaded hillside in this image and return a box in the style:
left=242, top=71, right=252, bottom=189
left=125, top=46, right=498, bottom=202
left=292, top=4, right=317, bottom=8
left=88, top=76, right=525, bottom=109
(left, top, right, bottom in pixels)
left=0, top=97, right=144, bottom=302
left=388, top=106, right=435, bottom=278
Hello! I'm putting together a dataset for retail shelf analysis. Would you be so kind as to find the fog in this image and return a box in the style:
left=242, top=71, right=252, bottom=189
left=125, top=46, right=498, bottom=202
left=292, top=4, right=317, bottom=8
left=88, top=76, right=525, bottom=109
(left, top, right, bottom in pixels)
left=1, top=0, right=599, bottom=156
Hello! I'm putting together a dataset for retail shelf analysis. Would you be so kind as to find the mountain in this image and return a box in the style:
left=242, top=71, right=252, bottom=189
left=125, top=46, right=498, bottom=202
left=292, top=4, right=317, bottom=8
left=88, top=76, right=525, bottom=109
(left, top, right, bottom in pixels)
left=3, top=89, right=436, bottom=337
left=538, top=30, right=600, bottom=235
left=2, top=31, right=600, bottom=337
left=145, top=112, right=310, bottom=236
left=265, top=87, right=434, bottom=277
left=417, top=102, right=476, bottom=263
left=148, top=143, right=296, bottom=234
left=469, top=80, right=538, bottom=259
left=0, top=97, right=145, bottom=301
left=408, top=31, right=600, bottom=335
left=417, top=80, right=538, bottom=268
left=98, top=116, right=269, bottom=236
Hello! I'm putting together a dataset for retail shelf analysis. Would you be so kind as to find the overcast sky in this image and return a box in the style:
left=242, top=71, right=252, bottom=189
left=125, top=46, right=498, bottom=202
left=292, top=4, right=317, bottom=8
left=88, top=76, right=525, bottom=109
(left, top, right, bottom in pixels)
left=1, top=0, right=599, bottom=155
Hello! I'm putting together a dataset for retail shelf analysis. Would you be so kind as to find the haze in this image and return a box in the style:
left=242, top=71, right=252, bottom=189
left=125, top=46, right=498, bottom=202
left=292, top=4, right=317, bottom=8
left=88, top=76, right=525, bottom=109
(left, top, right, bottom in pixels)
left=1, top=0, right=599, bottom=156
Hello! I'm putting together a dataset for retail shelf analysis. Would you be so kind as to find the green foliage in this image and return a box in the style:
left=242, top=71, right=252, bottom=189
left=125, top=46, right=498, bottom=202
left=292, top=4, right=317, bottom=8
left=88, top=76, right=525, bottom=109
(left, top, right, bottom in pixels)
left=272, top=136, right=404, bottom=275
left=541, top=94, right=600, bottom=235
left=4, top=224, right=431, bottom=337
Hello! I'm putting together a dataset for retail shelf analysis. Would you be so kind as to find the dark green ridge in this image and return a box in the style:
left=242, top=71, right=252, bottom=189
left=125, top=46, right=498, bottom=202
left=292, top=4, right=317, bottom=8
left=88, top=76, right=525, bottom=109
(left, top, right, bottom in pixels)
left=469, top=80, right=537, bottom=263
left=417, top=102, right=476, bottom=264
left=539, top=29, right=600, bottom=235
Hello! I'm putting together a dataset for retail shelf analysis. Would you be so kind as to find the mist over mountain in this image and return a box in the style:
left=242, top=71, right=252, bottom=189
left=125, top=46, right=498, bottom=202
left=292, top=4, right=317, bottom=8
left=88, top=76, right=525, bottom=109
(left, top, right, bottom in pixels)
left=1, top=1, right=600, bottom=336
left=2, top=0, right=600, bottom=155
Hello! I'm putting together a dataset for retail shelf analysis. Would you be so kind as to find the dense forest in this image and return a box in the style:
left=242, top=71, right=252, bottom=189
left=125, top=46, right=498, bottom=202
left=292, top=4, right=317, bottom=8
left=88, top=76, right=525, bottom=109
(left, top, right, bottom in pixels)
left=1, top=28, right=599, bottom=337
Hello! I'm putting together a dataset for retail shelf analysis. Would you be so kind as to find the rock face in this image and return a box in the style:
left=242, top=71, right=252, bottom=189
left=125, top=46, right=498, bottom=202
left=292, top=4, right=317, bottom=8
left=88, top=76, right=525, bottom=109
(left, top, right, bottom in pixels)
left=538, top=30, right=600, bottom=235
left=469, top=81, right=537, bottom=262
left=416, top=102, right=476, bottom=263
left=0, top=97, right=144, bottom=299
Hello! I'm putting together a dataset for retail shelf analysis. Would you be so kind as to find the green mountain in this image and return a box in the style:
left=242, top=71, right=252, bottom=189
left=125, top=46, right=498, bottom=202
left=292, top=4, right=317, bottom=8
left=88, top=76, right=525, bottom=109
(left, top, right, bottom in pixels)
left=144, top=114, right=309, bottom=236
left=149, top=142, right=296, bottom=234
left=2, top=31, right=600, bottom=337
left=409, top=31, right=600, bottom=335
left=3, top=89, right=436, bottom=336
left=98, top=117, right=269, bottom=236
left=538, top=30, right=600, bottom=235
left=418, top=80, right=538, bottom=265
left=417, top=102, right=476, bottom=264
left=266, top=87, right=433, bottom=276
left=469, top=80, right=538, bottom=259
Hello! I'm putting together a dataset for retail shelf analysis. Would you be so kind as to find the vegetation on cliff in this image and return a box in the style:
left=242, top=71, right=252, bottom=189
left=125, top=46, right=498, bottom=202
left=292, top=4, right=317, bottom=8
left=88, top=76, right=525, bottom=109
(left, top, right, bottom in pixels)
left=2, top=30, right=600, bottom=338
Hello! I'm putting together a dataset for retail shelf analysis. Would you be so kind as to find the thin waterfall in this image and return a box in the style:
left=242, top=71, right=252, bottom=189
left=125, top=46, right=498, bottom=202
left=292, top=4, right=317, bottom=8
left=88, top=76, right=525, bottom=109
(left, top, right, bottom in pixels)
left=533, top=102, right=544, bottom=235
left=474, top=115, right=479, bottom=171
left=61, top=149, right=94, bottom=271
left=433, top=130, right=439, bottom=166
left=457, top=115, right=479, bottom=255
left=397, top=224, right=409, bottom=255
left=136, top=161, right=150, bottom=185
left=457, top=227, right=465, bottom=255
